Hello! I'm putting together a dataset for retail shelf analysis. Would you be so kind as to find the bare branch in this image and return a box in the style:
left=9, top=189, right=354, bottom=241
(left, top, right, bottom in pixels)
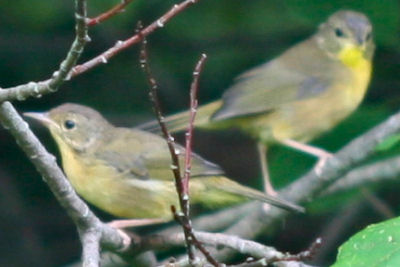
left=0, top=0, right=89, bottom=102
left=153, top=232, right=321, bottom=267
left=173, top=54, right=222, bottom=266
left=0, top=1, right=134, bottom=265
left=0, top=0, right=201, bottom=103
left=279, top=238, right=322, bottom=262
left=161, top=153, right=400, bottom=254
left=0, top=98, right=127, bottom=265
left=140, top=37, right=219, bottom=266
left=72, top=0, right=200, bottom=77
left=87, top=0, right=134, bottom=26
left=132, top=109, right=400, bottom=264
left=171, top=54, right=211, bottom=265
left=140, top=231, right=284, bottom=261
left=183, top=53, right=207, bottom=192
left=80, top=228, right=102, bottom=267
left=323, top=155, right=400, bottom=195
left=139, top=35, right=183, bottom=206
left=175, top=54, right=220, bottom=267
left=201, top=108, right=400, bottom=260
left=139, top=35, right=196, bottom=263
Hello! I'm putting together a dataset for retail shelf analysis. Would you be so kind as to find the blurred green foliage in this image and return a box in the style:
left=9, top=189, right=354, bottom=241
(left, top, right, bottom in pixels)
left=1, top=0, right=400, bottom=266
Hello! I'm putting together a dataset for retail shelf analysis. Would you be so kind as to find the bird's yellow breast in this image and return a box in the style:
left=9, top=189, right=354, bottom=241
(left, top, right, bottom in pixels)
left=338, top=45, right=372, bottom=105
left=51, top=133, right=176, bottom=219
left=243, top=46, right=372, bottom=143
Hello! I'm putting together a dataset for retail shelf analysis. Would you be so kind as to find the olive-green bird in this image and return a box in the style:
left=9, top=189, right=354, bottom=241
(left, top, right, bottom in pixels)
left=139, top=10, right=375, bottom=195
left=25, top=103, right=303, bottom=223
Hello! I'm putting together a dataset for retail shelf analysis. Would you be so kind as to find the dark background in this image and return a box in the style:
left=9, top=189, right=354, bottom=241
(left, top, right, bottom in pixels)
left=0, top=0, right=399, bottom=266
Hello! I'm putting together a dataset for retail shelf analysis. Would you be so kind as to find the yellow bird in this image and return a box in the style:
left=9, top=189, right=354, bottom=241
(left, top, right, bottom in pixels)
left=139, top=10, right=375, bottom=195
left=25, top=104, right=303, bottom=225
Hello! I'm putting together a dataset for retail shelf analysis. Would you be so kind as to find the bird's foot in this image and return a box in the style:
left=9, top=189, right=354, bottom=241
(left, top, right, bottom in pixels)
left=262, top=187, right=279, bottom=212
left=107, top=219, right=166, bottom=250
left=314, top=152, right=333, bottom=175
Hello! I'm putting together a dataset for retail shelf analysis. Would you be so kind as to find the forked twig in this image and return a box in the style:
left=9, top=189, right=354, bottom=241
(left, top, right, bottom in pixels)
left=139, top=34, right=194, bottom=263
left=139, top=36, right=218, bottom=266
left=0, top=0, right=201, bottom=103
left=182, top=54, right=207, bottom=204
left=72, top=0, right=200, bottom=77
left=280, top=238, right=323, bottom=262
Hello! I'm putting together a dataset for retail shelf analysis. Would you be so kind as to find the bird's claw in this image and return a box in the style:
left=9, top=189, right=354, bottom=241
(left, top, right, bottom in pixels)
left=314, top=153, right=333, bottom=175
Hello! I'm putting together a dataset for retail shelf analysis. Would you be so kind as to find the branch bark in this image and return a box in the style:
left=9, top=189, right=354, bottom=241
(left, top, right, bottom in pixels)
left=0, top=0, right=200, bottom=102
left=0, top=0, right=89, bottom=102
left=221, top=108, right=400, bottom=244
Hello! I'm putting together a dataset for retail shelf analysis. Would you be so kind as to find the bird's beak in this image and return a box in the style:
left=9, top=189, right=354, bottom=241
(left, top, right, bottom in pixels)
left=24, top=112, right=56, bottom=128
left=356, top=35, right=364, bottom=47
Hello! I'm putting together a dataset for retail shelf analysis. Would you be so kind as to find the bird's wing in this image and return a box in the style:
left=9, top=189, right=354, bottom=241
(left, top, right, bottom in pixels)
left=95, top=128, right=224, bottom=181
left=212, top=57, right=331, bottom=120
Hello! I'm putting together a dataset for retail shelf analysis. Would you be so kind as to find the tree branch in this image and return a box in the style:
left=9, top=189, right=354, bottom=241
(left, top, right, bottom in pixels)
left=71, top=0, right=200, bottom=78
left=183, top=53, right=207, bottom=192
left=87, top=0, right=134, bottom=26
left=0, top=0, right=200, bottom=103
left=80, top=228, right=102, bottom=267
left=323, top=155, right=400, bottom=195
left=0, top=1, right=133, bottom=265
left=0, top=101, right=127, bottom=266
left=140, top=34, right=220, bottom=266
left=122, top=109, right=400, bottom=265
left=139, top=231, right=284, bottom=263
left=0, top=0, right=89, bottom=102
left=220, top=108, right=400, bottom=243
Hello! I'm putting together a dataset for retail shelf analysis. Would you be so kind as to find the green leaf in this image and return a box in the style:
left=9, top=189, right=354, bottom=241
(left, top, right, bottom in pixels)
left=375, top=134, right=400, bottom=151
left=331, top=216, right=400, bottom=267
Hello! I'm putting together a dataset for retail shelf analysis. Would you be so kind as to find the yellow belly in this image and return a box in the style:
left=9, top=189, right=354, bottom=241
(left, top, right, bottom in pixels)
left=235, top=49, right=372, bottom=143
left=52, top=135, right=248, bottom=219
left=52, top=136, right=177, bottom=219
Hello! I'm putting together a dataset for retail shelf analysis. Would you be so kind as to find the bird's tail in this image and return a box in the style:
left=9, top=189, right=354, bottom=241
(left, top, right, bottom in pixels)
left=191, top=176, right=305, bottom=213
left=138, top=100, right=223, bottom=134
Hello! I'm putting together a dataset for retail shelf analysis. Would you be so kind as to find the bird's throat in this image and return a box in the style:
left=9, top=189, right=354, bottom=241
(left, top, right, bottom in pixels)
left=338, top=45, right=368, bottom=69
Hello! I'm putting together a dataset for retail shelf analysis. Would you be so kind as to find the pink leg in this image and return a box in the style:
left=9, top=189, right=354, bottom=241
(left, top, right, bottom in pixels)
left=107, top=218, right=167, bottom=247
left=257, top=143, right=277, bottom=196
left=279, top=139, right=332, bottom=175
left=257, top=143, right=278, bottom=212
left=108, top=218, right=166, bottom=228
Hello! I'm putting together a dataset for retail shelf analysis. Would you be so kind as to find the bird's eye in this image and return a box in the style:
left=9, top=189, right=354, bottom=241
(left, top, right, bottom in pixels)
left=334, top=28, right=345, bottom=38
left=64, top=120, right=76, bottom=130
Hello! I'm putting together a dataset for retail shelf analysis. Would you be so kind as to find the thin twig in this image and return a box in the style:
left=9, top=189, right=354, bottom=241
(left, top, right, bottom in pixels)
left=213, top=108, right=400, bottom=260
left=173, top=53, right=220, bottom=267
left=0, top=0, right=201, bottom=103
left=0, top=1, right=128, bottom=265
left=87, top=0, right=134, bottom=26
left=0, top=57, right=126, bottom=267
left=72, top=0, right=200, bottom=77
left=323, top=155, right=400, bottom=195
left=183, top=53, right=207, bottom=193
left=140, top=107, right=400, bottom=264
left=279, top=238, right=322, bottom=262
left=139, top=35, right=196, bottom=263
left=0, top=0, right=89, bottom=102
left=139, top=38, right=219, bottom=266
left=139, top=231, right=285, bottom=260
left=176, top=54, right=221, bottom=267
left=139, top=36, right=183, bottom=207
